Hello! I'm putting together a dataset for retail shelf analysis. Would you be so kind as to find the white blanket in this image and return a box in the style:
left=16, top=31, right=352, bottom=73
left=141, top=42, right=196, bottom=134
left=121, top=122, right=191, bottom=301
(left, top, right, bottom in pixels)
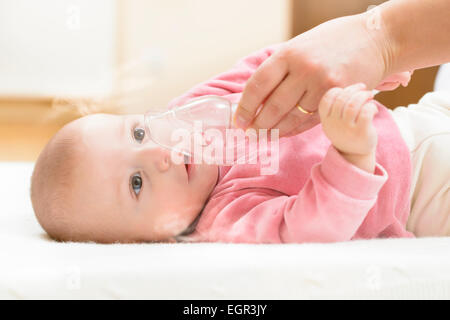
left=435, top=63, right=450, bottom=91
left=1, top=162, right=450, bottom=299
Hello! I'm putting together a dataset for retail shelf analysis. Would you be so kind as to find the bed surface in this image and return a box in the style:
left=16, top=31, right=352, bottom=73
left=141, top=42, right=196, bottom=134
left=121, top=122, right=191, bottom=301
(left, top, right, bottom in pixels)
left=3, top=64, right=450, bottom=300
left=1, top=162, right=450, bottom=299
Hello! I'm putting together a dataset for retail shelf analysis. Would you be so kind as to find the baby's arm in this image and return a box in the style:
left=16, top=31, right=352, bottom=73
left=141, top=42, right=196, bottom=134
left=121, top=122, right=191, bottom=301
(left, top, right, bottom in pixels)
left=206, top=145, right=389, bottom=244
left=319, top=83, right=379, bottom=173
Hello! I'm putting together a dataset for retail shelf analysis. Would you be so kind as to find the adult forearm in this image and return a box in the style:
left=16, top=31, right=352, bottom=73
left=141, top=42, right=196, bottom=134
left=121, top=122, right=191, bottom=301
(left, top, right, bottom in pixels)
left=379, top=0, right=450, bottom=74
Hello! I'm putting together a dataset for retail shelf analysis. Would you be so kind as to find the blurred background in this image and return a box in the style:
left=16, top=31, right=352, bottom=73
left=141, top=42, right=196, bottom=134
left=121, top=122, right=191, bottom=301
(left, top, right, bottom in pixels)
left=0, top=0, right=439, bottom=161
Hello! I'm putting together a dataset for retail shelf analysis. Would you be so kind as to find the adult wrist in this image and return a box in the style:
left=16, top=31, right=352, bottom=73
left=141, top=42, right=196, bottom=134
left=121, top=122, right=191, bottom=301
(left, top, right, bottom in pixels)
left=359, top=5, right=397, bottom=78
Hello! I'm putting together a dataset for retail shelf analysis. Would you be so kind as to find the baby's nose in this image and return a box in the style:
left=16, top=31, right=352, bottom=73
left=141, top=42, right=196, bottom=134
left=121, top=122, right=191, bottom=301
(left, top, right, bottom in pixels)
left=139, top=145, right=171, bottom=172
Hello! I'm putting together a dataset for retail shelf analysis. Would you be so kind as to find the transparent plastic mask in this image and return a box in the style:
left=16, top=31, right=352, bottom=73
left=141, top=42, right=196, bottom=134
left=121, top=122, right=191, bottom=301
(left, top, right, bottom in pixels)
left=144, top=96, right=237, bottom=162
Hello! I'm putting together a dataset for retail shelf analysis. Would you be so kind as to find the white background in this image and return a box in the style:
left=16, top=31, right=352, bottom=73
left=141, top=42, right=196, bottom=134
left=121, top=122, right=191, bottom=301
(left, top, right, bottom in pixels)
left=0, top=0, right=116, bottom=98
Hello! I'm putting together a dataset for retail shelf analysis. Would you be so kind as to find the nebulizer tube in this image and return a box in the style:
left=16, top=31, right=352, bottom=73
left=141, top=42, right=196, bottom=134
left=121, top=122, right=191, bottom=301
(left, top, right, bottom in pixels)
left=144, top=96, right=237, bottom=164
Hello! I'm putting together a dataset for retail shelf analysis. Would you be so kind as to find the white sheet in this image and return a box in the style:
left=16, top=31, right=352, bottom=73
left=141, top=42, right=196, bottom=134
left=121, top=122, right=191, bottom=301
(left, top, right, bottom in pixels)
left=1, top=162, right=450, bottom=299
left=435, top=63, right=450, bottom=91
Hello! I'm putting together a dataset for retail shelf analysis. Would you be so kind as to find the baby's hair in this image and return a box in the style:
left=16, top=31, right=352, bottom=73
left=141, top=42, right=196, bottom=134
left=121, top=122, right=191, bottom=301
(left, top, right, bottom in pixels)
left=30, top=123, right=84, bottom=242
left=30, top=51, right=165, bottom=242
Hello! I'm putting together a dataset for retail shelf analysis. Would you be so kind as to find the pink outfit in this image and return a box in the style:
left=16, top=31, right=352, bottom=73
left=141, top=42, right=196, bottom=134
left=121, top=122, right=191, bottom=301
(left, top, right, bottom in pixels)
left=168, top=45, right=414, bottom=244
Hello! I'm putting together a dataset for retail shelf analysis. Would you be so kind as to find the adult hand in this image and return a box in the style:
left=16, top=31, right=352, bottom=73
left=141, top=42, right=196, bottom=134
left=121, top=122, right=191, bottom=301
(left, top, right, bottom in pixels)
left=234, top=12, right=392, bottom=137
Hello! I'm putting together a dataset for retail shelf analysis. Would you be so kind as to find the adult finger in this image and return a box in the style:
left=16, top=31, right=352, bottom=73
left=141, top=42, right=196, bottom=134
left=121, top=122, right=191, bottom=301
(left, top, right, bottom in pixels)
left=277, top=87, right=340, bottom=137
left=280, top=112, right=321, bottom=137
left=250, top=73, right=306, bottom=130
left=234, top=54, right=288, bottom=129
left=294, top=88, right=319, bottom=115
left=271, top=106, right=313, bottom=137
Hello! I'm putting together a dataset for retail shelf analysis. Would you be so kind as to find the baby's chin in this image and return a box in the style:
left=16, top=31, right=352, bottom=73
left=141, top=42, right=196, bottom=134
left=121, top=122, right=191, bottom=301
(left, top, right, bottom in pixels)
left=147, top=203, right=199, bottom=235
left=188, top=161, right=219, bottom=186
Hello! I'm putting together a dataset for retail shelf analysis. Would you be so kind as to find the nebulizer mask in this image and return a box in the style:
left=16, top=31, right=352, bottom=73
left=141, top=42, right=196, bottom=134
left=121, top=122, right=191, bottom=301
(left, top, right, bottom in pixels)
left=144, top=96, right=238, bottom=164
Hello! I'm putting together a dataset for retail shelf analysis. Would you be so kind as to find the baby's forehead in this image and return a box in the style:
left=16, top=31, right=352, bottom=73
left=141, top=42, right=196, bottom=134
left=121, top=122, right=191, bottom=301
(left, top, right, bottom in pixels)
left=76, top=113, right=136, bottom=169
left=78, top=113, right=120, bottom=132
left=69, top=113, right=142, bottom=169
left=70, top=117, right=124, bottom=204
left=75, top=114, right=121, bottom=146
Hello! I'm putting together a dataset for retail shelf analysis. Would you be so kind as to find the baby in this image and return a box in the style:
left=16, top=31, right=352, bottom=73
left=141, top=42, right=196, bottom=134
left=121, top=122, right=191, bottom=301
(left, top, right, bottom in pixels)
left=31, top=45, right=450, bottom=244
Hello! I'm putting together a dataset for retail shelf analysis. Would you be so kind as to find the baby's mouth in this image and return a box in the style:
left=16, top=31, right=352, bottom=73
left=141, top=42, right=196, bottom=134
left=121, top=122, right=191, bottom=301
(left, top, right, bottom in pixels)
left=184, top=154, right=190, bottom=179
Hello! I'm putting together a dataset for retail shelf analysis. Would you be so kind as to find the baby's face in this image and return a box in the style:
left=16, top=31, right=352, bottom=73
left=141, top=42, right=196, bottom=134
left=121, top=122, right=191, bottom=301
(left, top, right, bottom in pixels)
left=69, top=113, right=218, bottom=243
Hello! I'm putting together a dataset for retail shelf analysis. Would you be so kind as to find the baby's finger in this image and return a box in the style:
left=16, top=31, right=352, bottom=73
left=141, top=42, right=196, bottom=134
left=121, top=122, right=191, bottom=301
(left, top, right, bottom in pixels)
left=343, top=90, right=374, bottom=123
left=331, top=83, right=366, bottom=118
left=356, top=102, right=378, bottom=126
left=318, top=87, right=341, bottom=120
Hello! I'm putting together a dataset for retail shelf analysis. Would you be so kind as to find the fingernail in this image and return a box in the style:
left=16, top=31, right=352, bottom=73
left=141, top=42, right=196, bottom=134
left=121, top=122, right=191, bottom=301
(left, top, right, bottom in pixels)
left=234, top=114, right=249, bottom=129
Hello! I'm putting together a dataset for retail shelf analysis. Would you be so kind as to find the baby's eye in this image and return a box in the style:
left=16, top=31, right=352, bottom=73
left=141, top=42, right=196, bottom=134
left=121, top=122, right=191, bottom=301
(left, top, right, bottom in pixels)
left=130, top=173, right=142, bottom=196
left=133, top=127, right=145, bottom=143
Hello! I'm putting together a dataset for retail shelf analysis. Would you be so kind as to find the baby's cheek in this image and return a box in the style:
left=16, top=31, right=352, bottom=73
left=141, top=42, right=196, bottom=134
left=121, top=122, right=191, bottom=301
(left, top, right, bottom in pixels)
left=156, top=211, right=191, bottom=236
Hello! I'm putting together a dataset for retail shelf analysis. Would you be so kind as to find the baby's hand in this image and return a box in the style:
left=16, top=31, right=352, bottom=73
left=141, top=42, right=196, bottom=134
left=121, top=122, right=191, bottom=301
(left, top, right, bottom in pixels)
left=319, top=83, right=378, bottom=156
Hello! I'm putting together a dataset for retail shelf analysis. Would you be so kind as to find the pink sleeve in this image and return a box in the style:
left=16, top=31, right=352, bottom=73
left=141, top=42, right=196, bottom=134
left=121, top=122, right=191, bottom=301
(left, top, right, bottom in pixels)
left=167, top=44, right=283, bottom=108
left=211, top=146, right=388, bottom=244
